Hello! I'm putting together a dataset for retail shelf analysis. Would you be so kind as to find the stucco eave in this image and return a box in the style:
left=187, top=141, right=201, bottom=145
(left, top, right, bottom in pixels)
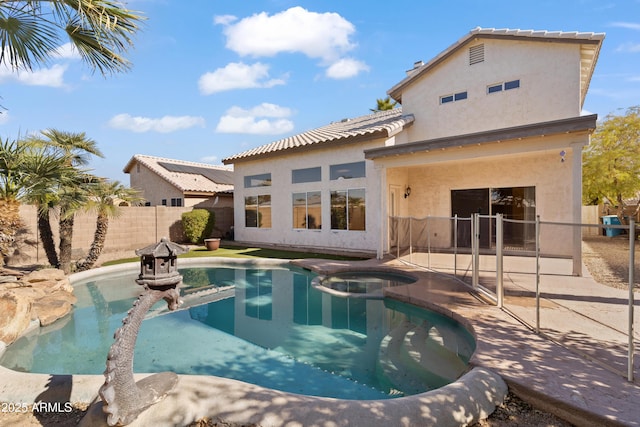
left=364, top=114, right=598, bottom=160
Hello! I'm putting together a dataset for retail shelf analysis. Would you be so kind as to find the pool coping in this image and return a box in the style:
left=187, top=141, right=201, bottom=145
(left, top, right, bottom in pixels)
left=2, top=256, right=509, bottom=426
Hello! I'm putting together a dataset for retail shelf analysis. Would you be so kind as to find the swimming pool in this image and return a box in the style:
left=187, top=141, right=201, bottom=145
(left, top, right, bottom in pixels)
left=0, top=261, right=475, bottom=400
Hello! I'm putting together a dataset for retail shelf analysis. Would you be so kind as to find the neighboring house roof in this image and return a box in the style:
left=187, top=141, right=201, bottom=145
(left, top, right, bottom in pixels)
left=123, top=154, right=234, bottom=194
left=222, top=109, right=415, bottom=164
left=388, top=27, right=605, bottom=108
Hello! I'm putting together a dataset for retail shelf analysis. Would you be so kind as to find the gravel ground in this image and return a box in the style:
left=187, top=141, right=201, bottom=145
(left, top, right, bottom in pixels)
left=2, top=236, right=636, bottom=427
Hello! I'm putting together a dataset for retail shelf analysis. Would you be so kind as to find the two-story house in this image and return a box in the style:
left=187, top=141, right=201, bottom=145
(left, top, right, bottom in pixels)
left=222, top=27, right=604, bottom=273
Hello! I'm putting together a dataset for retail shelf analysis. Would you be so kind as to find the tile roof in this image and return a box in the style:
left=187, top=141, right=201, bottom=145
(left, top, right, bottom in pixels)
left=222, top=109, right=414, bottom=164
left=388, top=27, right=605, bottom=108
left=123, top=154, right=234, bottom=194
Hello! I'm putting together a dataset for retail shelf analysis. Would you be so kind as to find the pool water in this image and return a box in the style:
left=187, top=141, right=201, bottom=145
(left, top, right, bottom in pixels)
left=0, top=265, right=475, bottom=400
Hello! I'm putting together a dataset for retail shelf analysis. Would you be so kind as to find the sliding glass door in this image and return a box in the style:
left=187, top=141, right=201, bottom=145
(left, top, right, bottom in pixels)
left=451, top=187, right=535, bottom=249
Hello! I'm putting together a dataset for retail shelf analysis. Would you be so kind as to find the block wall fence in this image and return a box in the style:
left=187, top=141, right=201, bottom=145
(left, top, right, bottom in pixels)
left=9, top=205, right=234, bottom=267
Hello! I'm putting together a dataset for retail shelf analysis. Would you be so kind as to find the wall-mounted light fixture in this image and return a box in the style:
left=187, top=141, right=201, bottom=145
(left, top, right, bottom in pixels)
left=404, top=186, right=412, bottom=198
left=560, top=150, right=566, bottom=163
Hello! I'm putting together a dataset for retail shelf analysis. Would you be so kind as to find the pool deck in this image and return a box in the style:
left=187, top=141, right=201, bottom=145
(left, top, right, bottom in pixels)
left=1, top=256, right=639, bottom=426
left=296, top=256, right=640, bottom=427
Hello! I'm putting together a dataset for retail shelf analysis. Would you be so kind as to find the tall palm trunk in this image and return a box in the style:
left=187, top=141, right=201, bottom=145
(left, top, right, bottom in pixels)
left=76, top=212, right=108, bottom=272
left=58, top=208, right=75, bottom=274
left=38, top=208, right=59, bottom=268
left=0, top=197, right=24, bottom=266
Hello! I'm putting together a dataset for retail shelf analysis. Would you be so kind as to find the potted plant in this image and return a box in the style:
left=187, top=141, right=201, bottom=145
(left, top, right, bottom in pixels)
left=204, top=238, right=220, bottom=251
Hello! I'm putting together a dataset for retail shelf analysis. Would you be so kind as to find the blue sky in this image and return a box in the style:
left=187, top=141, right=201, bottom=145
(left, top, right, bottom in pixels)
left=1, top=0, right=639, bottom=183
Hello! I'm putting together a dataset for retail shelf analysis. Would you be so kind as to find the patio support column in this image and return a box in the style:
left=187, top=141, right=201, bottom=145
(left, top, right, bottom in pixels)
left=376, top=163, right=386, bottom=260
left=571, top=142, right=583, bottom=276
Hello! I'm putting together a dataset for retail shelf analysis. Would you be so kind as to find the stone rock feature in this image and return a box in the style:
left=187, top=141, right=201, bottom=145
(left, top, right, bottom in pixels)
left=0, top=267, right=76, bottom=346
left=0, top=292, right=32, bottom=344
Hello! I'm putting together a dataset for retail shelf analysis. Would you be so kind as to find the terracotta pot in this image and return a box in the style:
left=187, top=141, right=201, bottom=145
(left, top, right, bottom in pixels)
left=204, top=238, right=220, bottom=251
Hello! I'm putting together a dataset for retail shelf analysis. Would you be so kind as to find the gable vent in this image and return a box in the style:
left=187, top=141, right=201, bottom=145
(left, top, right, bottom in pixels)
left=469, top=44, right=485, bottom=65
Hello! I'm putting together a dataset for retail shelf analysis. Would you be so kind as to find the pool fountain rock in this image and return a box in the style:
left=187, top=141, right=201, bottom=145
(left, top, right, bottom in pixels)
left=0, top=267, right=76, bottom=345
left=96, top=238, right=188, bottom=426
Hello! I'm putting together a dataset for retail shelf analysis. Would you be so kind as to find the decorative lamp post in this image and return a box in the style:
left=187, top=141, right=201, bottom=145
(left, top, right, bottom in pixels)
left=98, top=237, right=188, bottom=426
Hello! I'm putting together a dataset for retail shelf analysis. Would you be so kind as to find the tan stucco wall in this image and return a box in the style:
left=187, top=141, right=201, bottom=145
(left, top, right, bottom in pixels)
left=397, top=39, right=582, bottom=144
left=129, top=163, right=185, bottom=205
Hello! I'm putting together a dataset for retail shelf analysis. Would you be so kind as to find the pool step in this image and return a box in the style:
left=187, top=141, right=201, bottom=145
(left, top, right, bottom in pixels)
left=377, top=320, right=468, bottom=394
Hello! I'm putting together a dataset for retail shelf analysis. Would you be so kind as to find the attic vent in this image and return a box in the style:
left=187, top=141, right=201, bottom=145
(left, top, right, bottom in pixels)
left=469, top=44, right=484, bottom=65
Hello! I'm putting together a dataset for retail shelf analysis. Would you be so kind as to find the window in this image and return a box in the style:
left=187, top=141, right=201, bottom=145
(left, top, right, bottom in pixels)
left=245, top=195, right=271, bottom=228
left=504, top=79, right=520, bottom=90
left=330, top=161, right=365, bottom=180
left=487, top=84, right=502, bottom=94
left=244, top=269, right=272, bottom=320
left=440, top=91, right=467, bottom=104
left=293, top=191, right=321, bottom=229
left=440, top=95, right=454, bottom=104
left=170, top=198, right=182, bottom=207
left=487, top=79, right=520, bottom=94
left=292, top=167, right=321, bottom=184
left=244, top=173, right=272, bottom=188
left=161, top=199, right=167, bottom=206
left=331, top=188, right=365, bottom=231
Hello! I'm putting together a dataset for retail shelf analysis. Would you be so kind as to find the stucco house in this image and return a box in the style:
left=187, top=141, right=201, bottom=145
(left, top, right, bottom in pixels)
left=222, top=27, right=604, bottom=272
left=124, top=154, right=234, bottom=209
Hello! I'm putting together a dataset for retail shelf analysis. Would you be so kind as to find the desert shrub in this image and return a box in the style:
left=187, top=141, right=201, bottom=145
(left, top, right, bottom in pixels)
left=181, top=209, right=215, bottom=244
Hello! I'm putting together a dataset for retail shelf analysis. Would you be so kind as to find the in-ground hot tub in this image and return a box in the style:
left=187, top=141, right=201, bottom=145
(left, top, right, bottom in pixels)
left=312, top=270, right=417, bottom=298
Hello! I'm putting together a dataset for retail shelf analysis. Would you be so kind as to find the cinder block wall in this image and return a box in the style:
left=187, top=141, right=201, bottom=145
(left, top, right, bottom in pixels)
left=9, top=205, right=234, bottom=267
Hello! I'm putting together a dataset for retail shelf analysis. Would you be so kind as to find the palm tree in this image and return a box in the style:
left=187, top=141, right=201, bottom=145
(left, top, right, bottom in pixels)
left=19, top=143, right=77, bottom=267
left=370, top=96, right=398, bottom=112
left=0, top=1, right=144, bottom=75
left=0, top=138, right=27, bottom=263
left=22, top=129, right=104, bottom=272
left=75, top=180, right=142, bottom=272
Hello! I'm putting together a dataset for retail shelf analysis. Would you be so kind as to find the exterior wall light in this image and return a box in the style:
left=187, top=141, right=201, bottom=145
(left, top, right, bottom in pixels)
left=404, top=186, right=412, bottom=198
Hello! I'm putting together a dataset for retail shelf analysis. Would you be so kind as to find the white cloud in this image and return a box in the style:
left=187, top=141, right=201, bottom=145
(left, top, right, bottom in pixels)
left=200, top=155, right=219, bottom=163
left=215, top=102, right=294, bottom=135
left=198, top=62, right=286, bottom=94
left=616, top=42, right=640, bottom=53
left=108, top=114, right=206, bottom=133
left=218, top=6, right=356, bottom=62
left=326, top=58, right=370, bottom=79
left=610, top=22, right=640, bottom=31
left=214, top=14, right=237, bottom=26
left=0, top=63, right=67, bottom=87
left=226, top=103, right=292, bottom=118
left=53, top=43, right=81, bottom=60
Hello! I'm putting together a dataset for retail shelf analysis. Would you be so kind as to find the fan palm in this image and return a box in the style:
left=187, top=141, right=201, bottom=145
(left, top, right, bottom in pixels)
left=0, top=0, right=144, bottom=75
left=0, top=138, right=27, bottom=263
left=370, top=96, right=398, bottom=112
left=76, top=180, right=142, bottom=271
left=22, top=129, right=103, bottom=272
